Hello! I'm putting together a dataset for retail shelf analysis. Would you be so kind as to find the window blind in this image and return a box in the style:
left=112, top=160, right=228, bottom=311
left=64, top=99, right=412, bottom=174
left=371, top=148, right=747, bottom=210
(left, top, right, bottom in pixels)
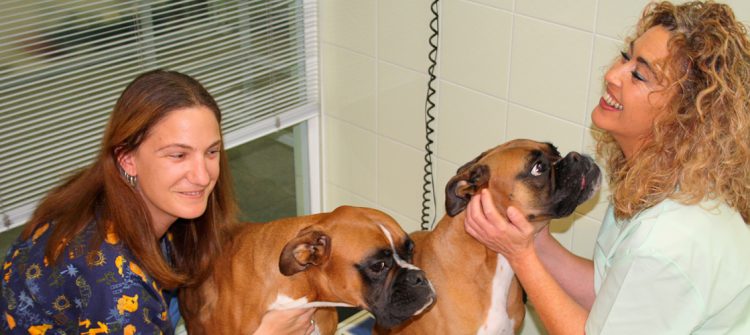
left=0, top=0, right=319, bottom=233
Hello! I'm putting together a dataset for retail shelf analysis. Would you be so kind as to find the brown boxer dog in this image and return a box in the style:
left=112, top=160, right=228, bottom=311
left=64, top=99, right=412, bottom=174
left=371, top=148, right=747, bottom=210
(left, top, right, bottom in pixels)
left=376, top=139, right=601, bottom=335
left=179, top=205, right=436, bottom=335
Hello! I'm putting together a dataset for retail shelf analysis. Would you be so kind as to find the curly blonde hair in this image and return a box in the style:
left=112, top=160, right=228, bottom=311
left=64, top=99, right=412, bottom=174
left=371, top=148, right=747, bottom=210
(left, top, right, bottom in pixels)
left=596, top=1, right=750, bottom=222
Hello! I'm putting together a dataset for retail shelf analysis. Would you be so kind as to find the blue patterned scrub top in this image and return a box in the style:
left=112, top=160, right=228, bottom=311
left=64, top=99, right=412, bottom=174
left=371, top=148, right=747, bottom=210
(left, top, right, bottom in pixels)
left=1, top=221, right=176, bottom=335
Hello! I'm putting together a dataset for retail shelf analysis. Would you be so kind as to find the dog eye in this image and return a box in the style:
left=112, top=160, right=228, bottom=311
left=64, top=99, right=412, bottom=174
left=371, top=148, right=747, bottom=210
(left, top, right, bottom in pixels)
left=369, top=261, right=387, bottom=273
left=405, top=240, right=415, bottom=254
left=531, top=162, right=545, bottom=176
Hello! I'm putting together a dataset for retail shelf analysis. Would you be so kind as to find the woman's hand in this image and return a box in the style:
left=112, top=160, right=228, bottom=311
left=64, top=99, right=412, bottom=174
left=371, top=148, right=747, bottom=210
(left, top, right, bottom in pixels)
left=464, top=189, right=537, bottom=264
left=253, top=308, right=317, bottom=335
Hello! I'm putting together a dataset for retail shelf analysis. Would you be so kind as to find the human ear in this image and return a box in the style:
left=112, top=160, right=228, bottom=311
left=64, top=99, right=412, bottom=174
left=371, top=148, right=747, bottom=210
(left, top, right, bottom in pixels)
left=116, top=148, right=137, bottom=177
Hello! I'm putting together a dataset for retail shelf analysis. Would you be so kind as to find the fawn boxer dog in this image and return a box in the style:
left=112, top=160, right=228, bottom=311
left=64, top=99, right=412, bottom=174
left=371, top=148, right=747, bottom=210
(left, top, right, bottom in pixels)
left=376, top=139, right=601, bottom=334
left=179, top=205, right=436, bottom=334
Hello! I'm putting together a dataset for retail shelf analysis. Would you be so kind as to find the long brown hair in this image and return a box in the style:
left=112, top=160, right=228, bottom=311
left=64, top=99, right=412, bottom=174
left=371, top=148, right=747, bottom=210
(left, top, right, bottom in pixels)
left=22, top=70, right=237, bottom=289
left=596, top=1, right=750, bottom=222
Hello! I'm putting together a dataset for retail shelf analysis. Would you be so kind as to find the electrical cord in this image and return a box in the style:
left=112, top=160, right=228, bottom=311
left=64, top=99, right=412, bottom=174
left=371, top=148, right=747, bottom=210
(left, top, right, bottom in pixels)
left=421, top=0, right=439, bottom=231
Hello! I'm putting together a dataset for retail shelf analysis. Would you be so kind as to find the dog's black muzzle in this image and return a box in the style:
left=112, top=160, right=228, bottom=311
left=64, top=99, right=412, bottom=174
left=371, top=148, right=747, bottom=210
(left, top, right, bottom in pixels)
left=370, top=268, right=435, bottom=329
left=550, top=152, right=601, bottom=217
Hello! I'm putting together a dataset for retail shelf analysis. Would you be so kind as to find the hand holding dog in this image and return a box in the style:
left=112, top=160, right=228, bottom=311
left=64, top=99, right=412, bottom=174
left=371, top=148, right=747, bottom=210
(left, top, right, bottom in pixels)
left=253, top=308, right=317, bottom=335
left=464, top=189, right=536, bottom=265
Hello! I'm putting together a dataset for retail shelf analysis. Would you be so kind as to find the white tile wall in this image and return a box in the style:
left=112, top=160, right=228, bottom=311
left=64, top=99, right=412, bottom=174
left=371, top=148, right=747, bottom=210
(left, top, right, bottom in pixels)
left=378, top=0, right=434, bottom=71
left=471, top=0, right=513, bottom=11
left=441, top=0, right=513, bottom=98
left=323, top=116, right=377, bottom=203
left=596, top=0, right=652, bottom=39
left=437, top=80, right=507, bottom=164
left=377, top=136, right=425, bottom=232
left=516, top=0, right=597, bottom=31
left=509, top=16, right=592, bottom=124
left=506, top=104, right=583, bottom=156
left=377, top=62, right=428, bottom=149
left=325, top=183, right=376, bottom=212
left=319, top=0, right=377, bottom=56
left=319, top=1, right=750, bottom=334
left=320, top=44, right=377, bottom=131
left=725, top=0, right=750, bottom=23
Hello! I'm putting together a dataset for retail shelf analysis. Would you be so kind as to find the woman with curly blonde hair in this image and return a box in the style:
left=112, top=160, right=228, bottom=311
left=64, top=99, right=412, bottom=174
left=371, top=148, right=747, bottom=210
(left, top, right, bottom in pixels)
left=465, top=1, right=750, bottom=334
left=599, top=1, right=750, bottom=222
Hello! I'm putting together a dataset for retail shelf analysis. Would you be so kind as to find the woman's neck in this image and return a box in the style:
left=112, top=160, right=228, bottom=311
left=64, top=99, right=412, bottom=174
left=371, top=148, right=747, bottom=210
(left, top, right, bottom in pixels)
left=151, top=215, right=176, bottom=239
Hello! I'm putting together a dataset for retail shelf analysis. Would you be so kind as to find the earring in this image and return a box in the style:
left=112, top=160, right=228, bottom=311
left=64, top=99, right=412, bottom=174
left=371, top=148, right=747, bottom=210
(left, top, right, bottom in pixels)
left=124, top=172, right=137, bottom=188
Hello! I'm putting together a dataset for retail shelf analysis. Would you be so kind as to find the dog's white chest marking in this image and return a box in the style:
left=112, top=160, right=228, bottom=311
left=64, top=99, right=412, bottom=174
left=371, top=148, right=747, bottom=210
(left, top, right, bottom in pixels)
left=476, top=255, right=515, bottom=335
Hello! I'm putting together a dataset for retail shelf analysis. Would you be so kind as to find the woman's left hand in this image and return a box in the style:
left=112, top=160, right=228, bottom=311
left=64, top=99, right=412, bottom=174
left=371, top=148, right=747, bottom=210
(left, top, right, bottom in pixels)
left=464, top=189, right=537, bottom=263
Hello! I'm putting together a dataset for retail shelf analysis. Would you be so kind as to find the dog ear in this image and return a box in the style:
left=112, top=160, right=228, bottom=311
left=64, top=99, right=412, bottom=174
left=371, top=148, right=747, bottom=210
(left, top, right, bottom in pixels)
left=455, top=152, right=486, bottom=175
left=279, top=229, right=332, bottom=276
left=445, top=164, right=490, bottom=217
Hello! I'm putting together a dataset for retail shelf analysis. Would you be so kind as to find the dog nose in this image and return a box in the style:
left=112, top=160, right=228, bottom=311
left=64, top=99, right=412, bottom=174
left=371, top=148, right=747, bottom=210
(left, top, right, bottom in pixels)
left=405, top=270, right=429, bottom=287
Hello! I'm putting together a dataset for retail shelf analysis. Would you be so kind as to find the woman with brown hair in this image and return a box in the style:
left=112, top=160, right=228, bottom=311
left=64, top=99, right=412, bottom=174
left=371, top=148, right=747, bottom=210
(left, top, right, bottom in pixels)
left=465, top=1, right=750, bottom=334
left=0, top=70, right=315, bottom=334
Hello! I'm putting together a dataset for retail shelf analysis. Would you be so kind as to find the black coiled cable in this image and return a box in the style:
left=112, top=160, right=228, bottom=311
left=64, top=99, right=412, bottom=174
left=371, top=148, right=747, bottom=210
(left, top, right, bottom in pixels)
left=421, top=0, right=439, bottom=231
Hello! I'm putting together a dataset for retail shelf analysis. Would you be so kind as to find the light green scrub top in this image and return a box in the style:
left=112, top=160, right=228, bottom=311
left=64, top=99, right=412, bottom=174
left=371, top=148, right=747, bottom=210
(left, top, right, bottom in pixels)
left=586, top=199, right=750, bottom=334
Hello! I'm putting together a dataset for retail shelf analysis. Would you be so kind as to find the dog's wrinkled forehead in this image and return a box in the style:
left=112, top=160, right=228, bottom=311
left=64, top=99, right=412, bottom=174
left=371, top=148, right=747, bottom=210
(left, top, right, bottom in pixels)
left=459, top=139, right=561, bottom=173
left=328, top=206, right=412, bottom=258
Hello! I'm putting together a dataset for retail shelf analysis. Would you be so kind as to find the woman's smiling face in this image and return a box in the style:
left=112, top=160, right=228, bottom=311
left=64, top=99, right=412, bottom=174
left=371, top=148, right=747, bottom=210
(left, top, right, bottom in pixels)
left=119, top=106, right=222, bottom=236
left=592, top=25, right=676, bottom=158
